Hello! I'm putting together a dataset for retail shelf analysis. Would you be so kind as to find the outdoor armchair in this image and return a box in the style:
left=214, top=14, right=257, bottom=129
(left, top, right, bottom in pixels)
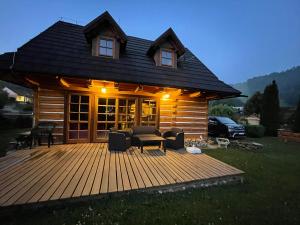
left=108, top=129, right=131, bottom=151
left=163, top=128, right=184, bottom=150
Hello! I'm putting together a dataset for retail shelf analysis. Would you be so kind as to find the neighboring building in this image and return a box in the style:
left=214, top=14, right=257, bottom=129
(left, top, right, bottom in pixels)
left=2, top=86, right=32, bottom=103
left=246, top=114, right=260, bottom=125
left=0, top=11, right=241, bottom=144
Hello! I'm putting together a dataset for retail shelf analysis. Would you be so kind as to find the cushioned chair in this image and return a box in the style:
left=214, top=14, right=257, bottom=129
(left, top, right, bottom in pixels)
left=108, top=128, right=131, bottom=151
left=131, top=126, right=161, bottom=147
left=163, top=128, right=184, bottom=150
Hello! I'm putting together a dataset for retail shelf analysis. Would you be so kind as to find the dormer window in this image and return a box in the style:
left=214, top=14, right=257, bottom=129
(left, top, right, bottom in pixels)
left=99, top=38, right=113, bottom=57
left=161, top=49, right=173, bottom=66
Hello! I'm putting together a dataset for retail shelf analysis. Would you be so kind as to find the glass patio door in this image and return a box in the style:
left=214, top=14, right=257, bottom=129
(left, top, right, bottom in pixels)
left=95, top=97, right=117, bottom=141
left=94, top=97, right=137, bottom=142
left=68, top=94, right=90, bottom=142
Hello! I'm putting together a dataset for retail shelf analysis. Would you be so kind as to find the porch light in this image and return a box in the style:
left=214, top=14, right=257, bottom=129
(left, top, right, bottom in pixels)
left=101, top=87, right=107, bottom=93
left=162, top=93, right=170, bottom=100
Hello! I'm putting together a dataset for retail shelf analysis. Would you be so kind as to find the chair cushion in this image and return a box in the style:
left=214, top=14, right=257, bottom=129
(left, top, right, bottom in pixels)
left=166, top=136, right=176, bottom=141
left=132, top=126, right=156, bottom=135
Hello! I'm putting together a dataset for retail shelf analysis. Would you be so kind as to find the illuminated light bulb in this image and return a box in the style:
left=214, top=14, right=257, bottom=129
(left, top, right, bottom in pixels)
left=101, top=87, right=107, bottom=93
left=162, top=93, right=170, bottom=100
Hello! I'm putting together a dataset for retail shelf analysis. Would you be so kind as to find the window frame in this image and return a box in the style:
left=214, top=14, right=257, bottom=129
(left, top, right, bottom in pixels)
left=98, top=37, right=114, bottom=58
left=160, top=49, right=173, bottom=67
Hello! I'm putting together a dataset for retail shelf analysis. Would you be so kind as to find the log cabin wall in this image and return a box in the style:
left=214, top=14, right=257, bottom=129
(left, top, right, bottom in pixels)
left=160, top=97, right=208, bottom=138
left=34, top=87, right=208, bottom=144
left=35, top=88, right=65, bottom=144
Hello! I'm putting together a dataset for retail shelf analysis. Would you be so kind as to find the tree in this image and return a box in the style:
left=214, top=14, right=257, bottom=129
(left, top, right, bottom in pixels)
left=244, top=91, right=263, bottom=116
left=292, top=98, right=300, bottom=132
left=261, top=80, right=280, bottom=136
left=211, top=97, right=244, bottom=107
left=0, top=90, right=9, bottom=109
left=209, top=104, right=236, bottom=119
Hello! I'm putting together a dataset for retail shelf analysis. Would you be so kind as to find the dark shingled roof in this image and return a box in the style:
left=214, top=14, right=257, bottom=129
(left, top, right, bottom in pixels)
left=0, top=20, right=240, bottom=96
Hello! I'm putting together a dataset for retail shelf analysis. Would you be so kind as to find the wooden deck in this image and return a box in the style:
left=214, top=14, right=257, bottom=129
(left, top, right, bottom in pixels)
left=0, top=144, right=244, bottom=207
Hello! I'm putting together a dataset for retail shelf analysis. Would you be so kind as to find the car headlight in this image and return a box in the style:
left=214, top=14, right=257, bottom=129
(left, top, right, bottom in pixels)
left=228, top=126, right=235, bottom=131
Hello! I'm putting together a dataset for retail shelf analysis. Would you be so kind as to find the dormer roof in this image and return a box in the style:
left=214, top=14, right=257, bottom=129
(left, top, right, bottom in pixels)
left=83, top=11, right=127, bottom=46
left=147, top=28, right=185, bottom=57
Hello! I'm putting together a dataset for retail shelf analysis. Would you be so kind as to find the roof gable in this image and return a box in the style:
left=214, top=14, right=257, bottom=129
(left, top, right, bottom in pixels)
left=83, top=11, right=127, bottom=46
left=147, top=28, right=185, bottom=57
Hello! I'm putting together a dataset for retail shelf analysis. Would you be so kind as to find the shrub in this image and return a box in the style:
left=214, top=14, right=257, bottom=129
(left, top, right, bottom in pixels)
left=22, top=104, right=33, bottom=111
left=245, top=125, right=265, bottom=138
left=292, top=98, right=300, bottom=133
left=0, top=90, right=9, bottom=109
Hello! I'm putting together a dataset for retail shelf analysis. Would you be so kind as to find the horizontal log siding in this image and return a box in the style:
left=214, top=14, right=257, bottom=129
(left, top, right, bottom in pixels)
left=37, top=89, right=65, bottom=144
left=160, top=98, right=208, bottom=138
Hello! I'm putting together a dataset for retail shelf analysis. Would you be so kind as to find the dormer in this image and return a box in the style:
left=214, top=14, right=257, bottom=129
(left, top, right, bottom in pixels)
left=147, top=28, right=185, bottom=68
left=83, top=11, right=127, bottom=59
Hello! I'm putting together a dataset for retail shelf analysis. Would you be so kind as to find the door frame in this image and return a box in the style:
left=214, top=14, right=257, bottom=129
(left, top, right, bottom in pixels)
left=65, top=92, right=160, bottom=143
left=65, top=93, right=93, bottom=143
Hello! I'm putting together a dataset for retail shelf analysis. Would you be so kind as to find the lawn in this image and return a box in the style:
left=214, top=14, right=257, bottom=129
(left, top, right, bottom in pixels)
left=1, top=137, right=300, bottom=225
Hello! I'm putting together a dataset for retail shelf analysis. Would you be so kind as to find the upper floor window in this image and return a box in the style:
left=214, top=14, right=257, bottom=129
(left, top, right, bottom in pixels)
left=161, top=50, right=173, bottom=66
left=99, top=38, right=113, bottom=57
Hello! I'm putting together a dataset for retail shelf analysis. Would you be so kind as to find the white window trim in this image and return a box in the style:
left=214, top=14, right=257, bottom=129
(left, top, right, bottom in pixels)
left=98, top=37, right=114, bottom=58
left=160, top=49, right=174, bottom=67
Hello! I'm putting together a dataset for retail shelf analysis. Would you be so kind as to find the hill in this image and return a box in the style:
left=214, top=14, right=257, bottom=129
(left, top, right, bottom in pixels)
left=232, top=66, right=300, bottom=107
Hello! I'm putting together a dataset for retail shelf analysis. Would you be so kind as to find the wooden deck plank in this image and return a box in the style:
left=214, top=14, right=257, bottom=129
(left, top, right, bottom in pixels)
left=134, top=148, right=167, bottom=186
left=128, top=148, right=153, bottom=188
left=81, top=143, right=103, bottom=196
left=118, top=151, right=131, bottom=191
left=125, top=149, right=146, bottom=189
left=178, top=152, right=233, bottom=177
left=115, top=152, right=124, bottom=192
left=131, top=149, right=160, bottom=187
left=167, top=150, right=208, bottom=180
left=39, top=144, right=89, bottom=201
left=0, top=150, right=68, bottom=206
left=0, top=152, right=34, bottom=172
left=108, top=151, right=118, bottom=193
left=0, top=149, right=54, bottom=186
left=37, top=144, right=87, bottom=202
left=0, top=150, right=58, bottom=205
left=146, top=148, right=187, bottom=183
left=90, top=143, right=107, bottom=195
left=51, top=144, right=92, bottom=200
left=72, top=144, right=99, bottom=197
left=143, top=149, right=177, bottom=184
left=8, top=145, right=77, bottom=205
left=172, top=152, right=223, bottom=178
left=122, top=151, right=139, bottom=190
left=0, top=143, right=244, bottom=207
left=99, top=145, right=110, bottom=194
left=27, top=144, right=84, bottom=203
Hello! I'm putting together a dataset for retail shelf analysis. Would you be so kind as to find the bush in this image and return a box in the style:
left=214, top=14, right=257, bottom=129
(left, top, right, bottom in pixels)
left=245, top=125, right=265, bottom=138
left=0, top=90, right=9, bottom=109
left=22, top=104, right=33, bottom=111
left=292, top=98, right=300, bottom=133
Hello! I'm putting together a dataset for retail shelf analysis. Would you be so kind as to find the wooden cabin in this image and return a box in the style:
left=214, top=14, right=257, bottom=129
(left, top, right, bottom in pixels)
left=0, top=11, right=241, bottom=144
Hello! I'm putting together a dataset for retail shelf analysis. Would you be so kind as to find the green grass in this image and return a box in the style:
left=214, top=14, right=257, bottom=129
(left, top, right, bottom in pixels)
left=1, top=137, right=300, bottom=225
left=0, top=128, right=29, bottom=157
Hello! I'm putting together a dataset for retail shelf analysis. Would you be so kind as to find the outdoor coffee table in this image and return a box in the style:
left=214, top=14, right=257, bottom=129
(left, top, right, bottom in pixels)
left=137, top=136, right=166, bottom=153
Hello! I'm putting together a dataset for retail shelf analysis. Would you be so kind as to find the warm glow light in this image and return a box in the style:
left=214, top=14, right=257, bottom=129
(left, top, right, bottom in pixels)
left=162, top=93, right=170, bottom=100
left=101, top=87, right=107, bottom=93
